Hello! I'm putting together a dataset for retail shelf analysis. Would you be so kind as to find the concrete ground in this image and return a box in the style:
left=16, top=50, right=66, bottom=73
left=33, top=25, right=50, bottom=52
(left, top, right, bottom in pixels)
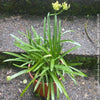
left=0, top=66, right=100, bottom=100
left=0, top=15, right=99, bottom=56
left=0, top=15, right=100, bottom=100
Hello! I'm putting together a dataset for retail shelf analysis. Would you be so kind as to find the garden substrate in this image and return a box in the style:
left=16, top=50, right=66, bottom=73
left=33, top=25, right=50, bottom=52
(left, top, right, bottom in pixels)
left=0, top=66, right=99, bottom=100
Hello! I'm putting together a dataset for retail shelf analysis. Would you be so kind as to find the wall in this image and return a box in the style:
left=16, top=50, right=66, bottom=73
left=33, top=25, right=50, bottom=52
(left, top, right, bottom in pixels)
left=0, top=0, right=100, bottom=15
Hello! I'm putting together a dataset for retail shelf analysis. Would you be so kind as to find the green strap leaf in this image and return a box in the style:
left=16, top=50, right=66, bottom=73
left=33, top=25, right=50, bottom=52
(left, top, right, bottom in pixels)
left=68, top=74, right=77, bottom=85
left=47, top=83, right=50, bottom=100
left=13, top=64, right=28, bottom=68
left=43, top=17, right=46, bottom=44
left=51, top=79, right=55, bottom=100
left=69, top=63, right=83, bottom=66
left=57, top=87, right=60, bottom=99
left=49, top=72, right=62, bottom=93
left=42, top=77, right=45, bottom=96
left=47, top=13, right=52, bottom=51
left=43, top=54, right=52, bottom=58
left=60, top=39, right=81, bottom=46
left=53, top=15, right=57, bottom=54
left=37, top=45, right=49, bottom=54
left=7, top=69, right=28, bottom=81
left=61, top=30, right=75, bottom=36
left=45, top=73, right=49, bottom=86
left=33, top=62, right=44, bottom=72
left=62, top=46, right=80, bottom=57
left=58, top=80, right=70, bottom=100
left=31, top=26, right=38, bottom=39
left=39, top=67, right=49, bottom=77
left=18, top=31, right=28, bottom=38
left=50, top=72, right=70, bottom=100
left=19, top=61, right=32, bottom=67
left=50, top=59, right=55, bottom=71
left=4, top=58, right=26, bottom=62
left=28, top=61, right=40, bottom=72
left=56, top=70, right=65, bottom=82
left=34, top=76, right=42, bottom=92
left=20, top=71, right=39, bottom=97
left=69, top=66, right=87, bottom=77
left=3, top=52, right=23, bottom=58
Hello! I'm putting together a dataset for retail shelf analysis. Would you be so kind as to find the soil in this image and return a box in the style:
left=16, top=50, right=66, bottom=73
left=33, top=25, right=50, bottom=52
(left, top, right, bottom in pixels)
left=0, top=65, right=100, bottom=100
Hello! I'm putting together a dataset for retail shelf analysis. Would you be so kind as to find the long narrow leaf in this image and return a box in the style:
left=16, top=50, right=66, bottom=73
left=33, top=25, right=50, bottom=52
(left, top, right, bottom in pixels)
left=33, top=63, right=44, bottom=72
left=3, top=52, right=23, bottom=58
left=56, top=70, right=65, bottom=82
left=34, top=76, right=42, bottom=92
left=61, top=30, right=75, bottom=36
left=49, top=72, right=62, bottom=93
left=13, top=64, right=28, bottom=68
left=42, top=77, right=45, bottom=96
left=51, top=79, right=55, bottom=100
left=57, top=20, right=61, bottom=56
left=60, top=39, right=81, bottom=46
left=4, top=58, right=26, bottom=62
left=37, top=45, right=49, bottom=54
left=58, top=20, right=61, bottom=44
left=53, top=15, right=57, bottom=55
left=20, top=71, right=39, bottom=97
left=7, top=69, right=28, bottom=81
left=43, top=54, right=52, bottom=58
left=68, top=74, right=77, bottom=85
left=18, top=31, right=28, bottom=38
left=69, top=66, right=87, bottom=77
left=58, top=80, right=70, bottom=100
left=47, top=13, right=52, bottom=51
left=50, top=72, right=70, bottom=100
left=47, top=83, right=50, bottom=100
left=43, top=17, right=46, bottom=44
left=28, top=61, right=40, bottom=72
left=45, top=73, right=49, bottom=86
left=69, top=63, right=83, bottom=66
left=31, top=26, right=38, bottom=37
left=11, top=34, right=38, bottom=51
left=39, top=67, right=49, bottom=76
left=57, top=87, right=60, bottom=99
left=20, top=61, right=32, bottom=67
left=62, top=46, right=80, bottom=57
left=50, top=59, right=54, bottom=71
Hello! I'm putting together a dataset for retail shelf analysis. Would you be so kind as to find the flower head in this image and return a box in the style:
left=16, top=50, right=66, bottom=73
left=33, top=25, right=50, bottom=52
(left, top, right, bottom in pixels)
left=52, top=1, right=62, bottom=11
left=62, top=2, right=70, bottom=10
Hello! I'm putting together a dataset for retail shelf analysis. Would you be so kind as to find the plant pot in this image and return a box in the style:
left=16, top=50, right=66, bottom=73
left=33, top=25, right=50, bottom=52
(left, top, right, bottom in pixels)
left=29, top=71, right=61, bottom=97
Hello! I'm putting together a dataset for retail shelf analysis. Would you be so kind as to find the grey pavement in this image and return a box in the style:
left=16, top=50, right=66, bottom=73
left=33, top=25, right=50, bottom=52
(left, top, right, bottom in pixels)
left=0, top=15, right=99, bottom=56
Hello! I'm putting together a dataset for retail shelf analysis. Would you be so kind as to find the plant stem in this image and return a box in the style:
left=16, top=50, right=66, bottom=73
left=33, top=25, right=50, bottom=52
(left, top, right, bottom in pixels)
left=50, top=10, right=64, bottom=16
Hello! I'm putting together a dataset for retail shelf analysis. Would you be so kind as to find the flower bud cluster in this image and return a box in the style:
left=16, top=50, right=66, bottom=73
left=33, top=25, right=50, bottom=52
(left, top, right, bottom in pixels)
left=52, top=1, right=70, bottom=11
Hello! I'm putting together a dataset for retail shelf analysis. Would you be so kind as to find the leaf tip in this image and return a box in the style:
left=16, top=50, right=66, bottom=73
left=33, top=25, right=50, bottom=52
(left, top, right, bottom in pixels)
left=7, top=76, right=11, bottom=81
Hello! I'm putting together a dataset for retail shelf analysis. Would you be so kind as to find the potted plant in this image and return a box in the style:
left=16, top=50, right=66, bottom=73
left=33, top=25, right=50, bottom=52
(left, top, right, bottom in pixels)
left=4, top=1, right=87, bottom=100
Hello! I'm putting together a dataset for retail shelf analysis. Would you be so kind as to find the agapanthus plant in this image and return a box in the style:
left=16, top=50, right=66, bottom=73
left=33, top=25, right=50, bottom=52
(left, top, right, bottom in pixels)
left=4, top=1, right=87, bottom=100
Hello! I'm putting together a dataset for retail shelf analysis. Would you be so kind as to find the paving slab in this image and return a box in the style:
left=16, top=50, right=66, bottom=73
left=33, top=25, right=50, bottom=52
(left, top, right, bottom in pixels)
left=0, top=67, right=99, bottom=100
left=0, top=15, right=99, bottom=56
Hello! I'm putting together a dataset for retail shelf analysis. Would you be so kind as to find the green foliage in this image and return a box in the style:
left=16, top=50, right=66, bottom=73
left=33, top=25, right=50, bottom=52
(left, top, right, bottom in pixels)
left=3, top=13, right=87, bottom=100
left=3, top=1, right=87, bottom=98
